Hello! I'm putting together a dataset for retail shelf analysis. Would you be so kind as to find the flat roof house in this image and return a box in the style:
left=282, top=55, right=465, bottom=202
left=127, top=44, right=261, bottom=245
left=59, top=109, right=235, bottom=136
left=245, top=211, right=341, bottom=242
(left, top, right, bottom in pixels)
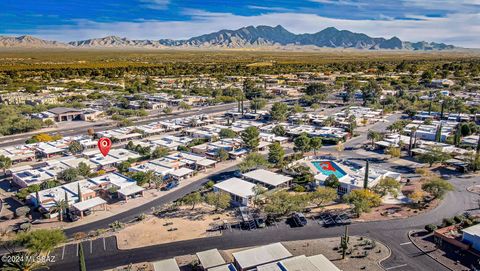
left=48, top=107, right=84, bottom=122
left=196, top=249, right=227, bottom=270
left=152, top=258, right=181, bottom=271
left=257, top=254, right=341, bottom=271
left=232, top=243, right=292, bottom=271
left=462, top=224, right=480, bottom=251
left=242, top=169, right=292, bottom=189
left=214, top=178, right=256, bottom=206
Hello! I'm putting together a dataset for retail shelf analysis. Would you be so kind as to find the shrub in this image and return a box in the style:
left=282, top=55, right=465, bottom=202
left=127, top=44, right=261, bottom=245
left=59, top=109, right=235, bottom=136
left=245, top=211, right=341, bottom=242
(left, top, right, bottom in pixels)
left=454, top=215, right=465, bottom=223
left=442, top=218, right=455, bottom=227
left=425, top=224, right=437, bottom=233
left=292, top=185, right=306, bottom=192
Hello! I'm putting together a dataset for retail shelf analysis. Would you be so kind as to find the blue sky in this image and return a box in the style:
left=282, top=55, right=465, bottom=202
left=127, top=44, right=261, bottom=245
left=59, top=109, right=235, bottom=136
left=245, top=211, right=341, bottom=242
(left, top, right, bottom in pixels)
left=1, top=0, right=479, bottom=47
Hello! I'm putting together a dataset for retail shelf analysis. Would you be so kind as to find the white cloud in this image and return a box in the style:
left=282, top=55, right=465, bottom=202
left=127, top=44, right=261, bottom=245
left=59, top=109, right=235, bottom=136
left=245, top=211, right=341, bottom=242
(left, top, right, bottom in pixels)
left=26, top=10, right=480, bottom=48
left=139, top=0, right=170, bottom=10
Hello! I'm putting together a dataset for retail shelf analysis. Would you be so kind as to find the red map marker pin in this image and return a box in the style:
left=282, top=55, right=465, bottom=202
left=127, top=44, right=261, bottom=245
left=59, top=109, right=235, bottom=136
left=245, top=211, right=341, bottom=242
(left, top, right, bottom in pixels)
left=97, top=137, right=112, bottom=157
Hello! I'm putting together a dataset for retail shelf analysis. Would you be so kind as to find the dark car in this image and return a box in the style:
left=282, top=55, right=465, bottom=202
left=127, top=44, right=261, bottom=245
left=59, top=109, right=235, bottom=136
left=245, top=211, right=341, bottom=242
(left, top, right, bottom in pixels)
left=83, top=209, right=92, bottom=216
left=292, top=212, right=308, bottom=227
left=255, top=218, right=266, bottom=228
left=67, top=212, right=79, bottom=222
left=162, top=181, right=179, bottom=191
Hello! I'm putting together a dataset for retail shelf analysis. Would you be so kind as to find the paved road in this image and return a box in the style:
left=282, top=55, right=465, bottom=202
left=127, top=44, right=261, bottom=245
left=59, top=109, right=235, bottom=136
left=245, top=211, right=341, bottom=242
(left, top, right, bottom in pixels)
left=0, top=103, right=240, bottom=147
left=48, top=173, right=478, bottom=271
left=45, top=112, right=480, bottom=271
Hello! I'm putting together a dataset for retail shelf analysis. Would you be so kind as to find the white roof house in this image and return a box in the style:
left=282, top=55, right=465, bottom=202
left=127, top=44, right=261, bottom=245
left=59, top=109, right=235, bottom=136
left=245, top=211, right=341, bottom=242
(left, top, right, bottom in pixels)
left=214, top=178, right=256, bottom=198
left=242, top=169, right=292, bottom=188
left=208, top=264, right=238, bottom=271
left=233, top=243, right=292, bottom=271
left=196, top=249, right=227, bottom=270
left=168, top=167, right=194, bottom=179
left=152, top=258, right=180, bottom=271
left=129, top=162, right=174, bottom=176
left=257, top=254, right=340, bottom=271
left=307, top=254, right=341, bottom=271
left=72, top=197, right=106, bottom=212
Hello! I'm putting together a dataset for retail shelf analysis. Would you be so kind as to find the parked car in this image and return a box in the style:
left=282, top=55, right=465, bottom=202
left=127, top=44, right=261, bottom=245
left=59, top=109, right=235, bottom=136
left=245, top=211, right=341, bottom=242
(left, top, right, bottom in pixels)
left=255, top=218, right=266, bottom=228
left=83, top=209, right=92, bottom=216
left=67, top=212, right=79, bottom=222
left=162, top=181, right=179, bottom=191
left=292, top=212, right=308, bottom=227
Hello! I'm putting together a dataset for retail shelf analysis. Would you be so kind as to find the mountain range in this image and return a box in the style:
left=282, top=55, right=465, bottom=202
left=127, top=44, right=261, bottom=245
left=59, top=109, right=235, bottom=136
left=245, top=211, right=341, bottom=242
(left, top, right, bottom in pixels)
left=0, top=25, right=456, bottom=50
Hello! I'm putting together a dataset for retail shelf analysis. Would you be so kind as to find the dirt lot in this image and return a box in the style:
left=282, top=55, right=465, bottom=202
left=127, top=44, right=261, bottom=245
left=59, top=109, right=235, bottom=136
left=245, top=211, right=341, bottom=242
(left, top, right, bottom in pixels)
left=116, top=204, right=236, bottom=249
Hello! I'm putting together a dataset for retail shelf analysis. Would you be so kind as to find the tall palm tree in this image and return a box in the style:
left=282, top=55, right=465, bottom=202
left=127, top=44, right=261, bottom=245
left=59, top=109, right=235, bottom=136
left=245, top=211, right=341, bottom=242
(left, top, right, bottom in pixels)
left=51, top=199, right=68, bottom=222
left=367, top=130, right=381, bottom=148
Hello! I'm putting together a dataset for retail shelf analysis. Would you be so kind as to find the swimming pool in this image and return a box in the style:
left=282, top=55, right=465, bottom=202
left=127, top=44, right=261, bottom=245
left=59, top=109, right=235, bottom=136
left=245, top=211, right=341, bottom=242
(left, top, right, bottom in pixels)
left=312, top=161, right=347, bottom=179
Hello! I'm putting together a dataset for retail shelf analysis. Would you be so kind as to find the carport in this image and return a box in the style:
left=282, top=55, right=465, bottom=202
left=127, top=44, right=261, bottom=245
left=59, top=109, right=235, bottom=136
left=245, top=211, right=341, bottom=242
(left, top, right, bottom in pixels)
left=71, top=197, right=107, bottom=218
left=117, top=185, right=145, bottom=202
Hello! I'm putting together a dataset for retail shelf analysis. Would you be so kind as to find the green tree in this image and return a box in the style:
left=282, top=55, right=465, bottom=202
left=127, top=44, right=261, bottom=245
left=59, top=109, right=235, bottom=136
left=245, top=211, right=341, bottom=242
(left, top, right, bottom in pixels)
left=238, top=153, right=270, bottom=173
left=305, top=83, right=327, bottom=96
left=418, top=148, right=451, bottom=167
left=268, top=142, right=285, bottom=166
left=217, top=148, right=229, bottom=161
left=421, top=177, right=454, bottom=199
left=263, top=191, right=308, bottom=217
left=386, top=146, right=401, bottom=158
left=179, top=101, right=192, bottom=110
left=272, top=125, right=286, bottom=136
left=324, top=174, right=340, bottom=189
left=270, top=102, right=289, bottom=122
left=68, top=140, right=84, bottom=154
left=58, top=168, right=79, bottom=183
left=309, top=187, right=337, bottom=208
left=183, top=191, right=202, bottom=210
left=435, top=123, right=443, bottom=142
left=0, top=155, right=12, bottom=175
left=219, top=128, right=236, bottom=139
left=116, top=161, right=132, bottom=173
left=204, top=191, right=231, bottom=212
left=374, top=177, right=401, bottom=197
left=309, top=137, right=322, bottom=155
left=343, top=189, right=381, bottom=216
left=293, top=133, right=311, bottom=153
left=241, top=126, right=260, bottom=151
left=15, top=229, right=66, bottom=255
left=367, top=130, right=383, bottom=147
left=151, top=147, right=169, bottom=159
left=51, top=199, right=69, bottom=222
left=250, top=98, right=267, bottom=113
left=77, top=162, right=91, bottom=177
left=44, top=119, right=55, bottom=128
left=79, top=242, right=87, bottom=271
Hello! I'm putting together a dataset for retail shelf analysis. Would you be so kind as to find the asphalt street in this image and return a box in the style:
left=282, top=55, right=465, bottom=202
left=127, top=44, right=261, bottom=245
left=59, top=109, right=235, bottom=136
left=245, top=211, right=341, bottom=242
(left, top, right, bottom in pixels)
left=0, top=103, right=240, bottom=147
left=45, top=112, right=480, bottom=271
left=48, top=174, right=478, bottom=271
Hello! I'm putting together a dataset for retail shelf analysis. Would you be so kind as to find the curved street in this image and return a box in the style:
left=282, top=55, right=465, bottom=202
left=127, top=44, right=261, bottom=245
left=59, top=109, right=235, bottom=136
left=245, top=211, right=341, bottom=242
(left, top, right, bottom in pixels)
left=48, top=173, right=478, bottom=271
left=47, top=113, right=479, bottom=271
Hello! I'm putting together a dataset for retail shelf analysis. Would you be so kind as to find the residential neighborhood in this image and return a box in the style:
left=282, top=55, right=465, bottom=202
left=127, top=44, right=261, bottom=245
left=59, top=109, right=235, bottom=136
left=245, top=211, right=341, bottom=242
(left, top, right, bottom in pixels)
left=1, top=7, right=480, bottom=270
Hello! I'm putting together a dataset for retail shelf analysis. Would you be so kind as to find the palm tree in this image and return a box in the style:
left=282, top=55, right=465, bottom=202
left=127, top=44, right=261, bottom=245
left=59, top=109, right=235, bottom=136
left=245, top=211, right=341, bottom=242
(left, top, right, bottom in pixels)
left=51, top=199, right=68, bottom=222
left=367, top=130, right=381, bottom=148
